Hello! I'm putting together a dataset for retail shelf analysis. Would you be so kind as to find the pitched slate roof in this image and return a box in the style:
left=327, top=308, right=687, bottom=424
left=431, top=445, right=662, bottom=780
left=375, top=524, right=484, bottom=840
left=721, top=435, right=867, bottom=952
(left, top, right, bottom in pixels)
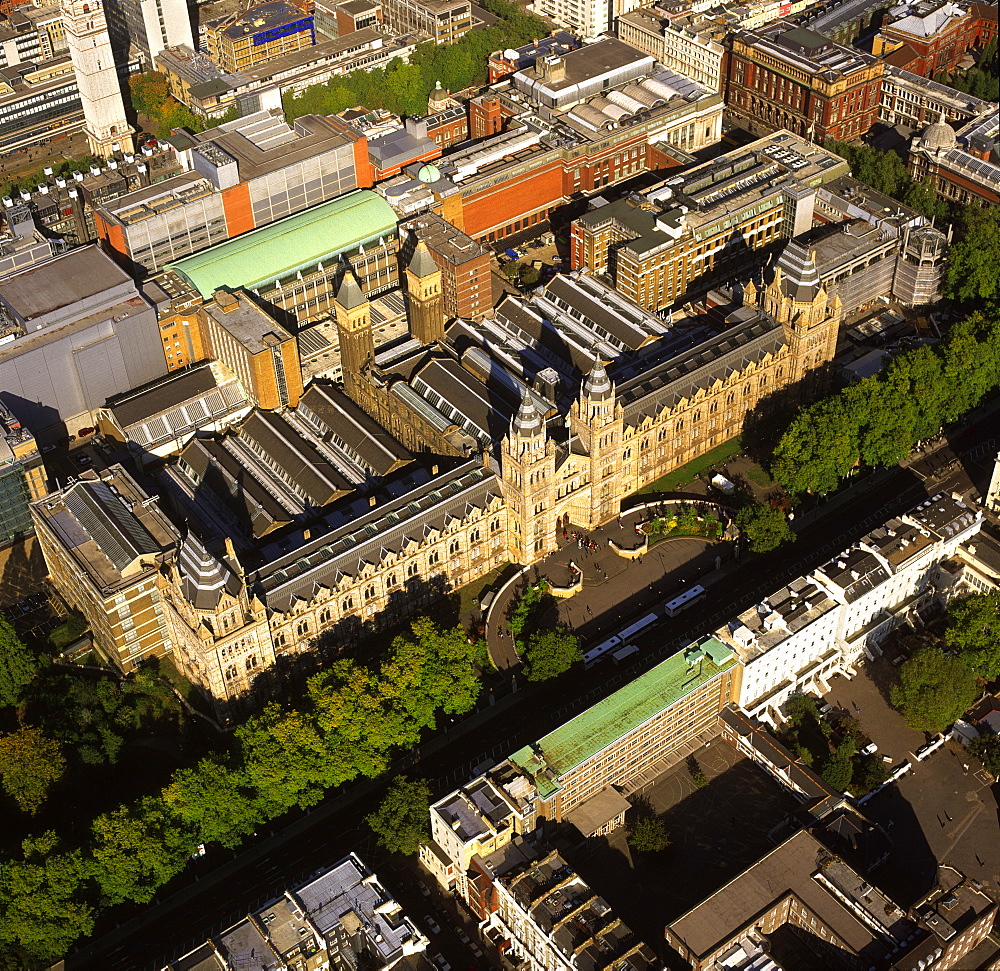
left=297, top=382, right=411, bottom=477
left=177, top=531, right=241, bottom=609
left=614, top=307, right=784, bottom=424
left=256, top=460, right=500, bottom=611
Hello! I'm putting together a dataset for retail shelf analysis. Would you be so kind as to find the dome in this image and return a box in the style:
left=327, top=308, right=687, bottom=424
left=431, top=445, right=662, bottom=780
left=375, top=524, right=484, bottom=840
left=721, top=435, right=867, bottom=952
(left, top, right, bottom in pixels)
left=921, top=114, right=956, bottom=151
left=417, top=162, right=442, bottom=183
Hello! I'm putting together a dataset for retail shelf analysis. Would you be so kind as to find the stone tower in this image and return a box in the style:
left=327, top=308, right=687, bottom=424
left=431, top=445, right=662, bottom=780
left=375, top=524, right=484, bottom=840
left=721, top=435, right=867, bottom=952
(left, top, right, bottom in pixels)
left=571, top=358, right=624, bottom=528
left=749, top=241, right=840, bottom=384
left=985, top=451, right=1000, bottom=517
left=60, top=0, right=134, bottom=156
left=405, top=240, right=445, bottom=345
left=501, top=391, right=557, bottom=565
left=334, top=271, right=374, bottom=407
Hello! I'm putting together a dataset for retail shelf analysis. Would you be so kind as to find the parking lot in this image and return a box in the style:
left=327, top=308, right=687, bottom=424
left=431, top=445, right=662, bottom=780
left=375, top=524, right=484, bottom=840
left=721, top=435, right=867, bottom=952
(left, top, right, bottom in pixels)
left=824, top=661, right=1000, bottom=908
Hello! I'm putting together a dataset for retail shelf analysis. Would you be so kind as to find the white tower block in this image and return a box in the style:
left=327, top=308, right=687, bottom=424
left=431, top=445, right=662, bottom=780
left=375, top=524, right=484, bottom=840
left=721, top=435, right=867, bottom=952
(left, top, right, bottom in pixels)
left=61, top=0, right=134, bottom=157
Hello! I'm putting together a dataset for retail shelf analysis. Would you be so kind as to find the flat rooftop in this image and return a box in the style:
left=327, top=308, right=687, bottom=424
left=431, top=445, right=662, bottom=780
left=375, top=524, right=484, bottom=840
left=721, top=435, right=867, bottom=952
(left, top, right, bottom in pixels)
left=667, top=830, right=893, bottom=963
left=510, top=638, right=736, bottom=796
left=0, top=245, right=132, bottom=322
left=208, top=0, right=312, bottom=40
left=202, top=293, right=294, bottom=354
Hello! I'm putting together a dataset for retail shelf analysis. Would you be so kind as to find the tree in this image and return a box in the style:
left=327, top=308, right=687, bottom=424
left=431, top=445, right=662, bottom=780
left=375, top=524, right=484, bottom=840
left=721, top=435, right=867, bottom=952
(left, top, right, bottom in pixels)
left=628, top=815, right=670, bottom=853
left=90, top=796, right=197, bottom=905
left=0, top=725, right=65, bottom=814
left=890, top=647, right=978, bottom=734
left=820, top=738, right=856, bottom=793
left=161, top=757, right=261, bottom=849
left=735, top=503, right=795, bottom=553
left=945, top=592, right=1000, bottom=678
left=0, top=618, right=36, bottom=708
left=523, top=628, right=581, bottom=681
left=236, top=704, right=333, bottom=817
left=0, top=832, right=96, bottom=965
left=365, top=777, right=431, bottom=855
left=784, top=693, right=820, bottom=727
left=519, top=264, right=541, bottom=286
left=771, top=397, right=859, bottom=496
left=944, top=206, right=1000, bottom=307
left=969, top=733, right=1000, bottom=778
left=509, top=580, right=552, bottom=645
left=853, top=755, right=889, bottom=794
left=903, top=177, right=948, bottom=220
left=128, top=72, right=169, bottom=118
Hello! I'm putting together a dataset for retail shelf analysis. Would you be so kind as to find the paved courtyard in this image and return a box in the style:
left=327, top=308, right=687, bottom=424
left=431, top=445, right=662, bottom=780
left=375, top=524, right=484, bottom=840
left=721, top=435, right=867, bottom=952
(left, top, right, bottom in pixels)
left=824, top=661, right=1000, bottom=908
left=487, top=502, right=734, bottom=669
left=562, top=737, right=801, bottom=946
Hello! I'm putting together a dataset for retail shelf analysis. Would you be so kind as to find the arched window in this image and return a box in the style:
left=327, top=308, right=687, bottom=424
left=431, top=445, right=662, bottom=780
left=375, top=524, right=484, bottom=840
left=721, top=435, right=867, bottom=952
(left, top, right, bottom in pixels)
left=407, top=562, right=419, bottom=578
left=364, top=584, right=377, bottom=601
left=342, top=596, right=354, bottom=612
left=428, top=550, right=440, bottom=566
left=297, top=620, right=309, bottom=637
left=449, top=539, right=461, bottom=555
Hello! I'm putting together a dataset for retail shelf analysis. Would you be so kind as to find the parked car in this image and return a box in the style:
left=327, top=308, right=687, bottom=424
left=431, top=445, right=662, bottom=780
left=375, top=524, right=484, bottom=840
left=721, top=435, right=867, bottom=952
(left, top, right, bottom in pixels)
left=432, top=954, right=451, bottom=971
left=861, top=742, right=878, bottom=756
left=425, top=917, right=441, bottom=934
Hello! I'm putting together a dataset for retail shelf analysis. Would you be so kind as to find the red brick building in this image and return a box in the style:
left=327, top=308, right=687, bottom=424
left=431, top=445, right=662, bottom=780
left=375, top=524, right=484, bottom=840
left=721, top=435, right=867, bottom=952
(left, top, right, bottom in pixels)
left=398, top=213, right=492, bottom=319
left=724, top=25, right=884, bottom=142
left=876, top=1, right=997, bottom=77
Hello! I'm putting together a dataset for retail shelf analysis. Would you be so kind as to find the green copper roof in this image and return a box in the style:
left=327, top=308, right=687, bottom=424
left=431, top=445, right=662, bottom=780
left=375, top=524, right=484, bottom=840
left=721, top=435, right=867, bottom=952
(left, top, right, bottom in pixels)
left=510, top=638, right=736, bottom=798
left=167, top=190, right=398, bottom=298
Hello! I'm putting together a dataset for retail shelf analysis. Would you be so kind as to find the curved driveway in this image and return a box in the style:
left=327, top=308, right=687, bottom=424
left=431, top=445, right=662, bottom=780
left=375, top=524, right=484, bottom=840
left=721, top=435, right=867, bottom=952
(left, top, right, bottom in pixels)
left=487, top=505, right=733, bottom=670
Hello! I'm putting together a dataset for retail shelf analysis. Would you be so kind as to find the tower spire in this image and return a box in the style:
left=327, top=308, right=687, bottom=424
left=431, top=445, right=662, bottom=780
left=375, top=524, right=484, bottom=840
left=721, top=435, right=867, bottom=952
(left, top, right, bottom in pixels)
left=582, top=355, right=613, bottom=402
left=60, top=0, right=134, bottom=156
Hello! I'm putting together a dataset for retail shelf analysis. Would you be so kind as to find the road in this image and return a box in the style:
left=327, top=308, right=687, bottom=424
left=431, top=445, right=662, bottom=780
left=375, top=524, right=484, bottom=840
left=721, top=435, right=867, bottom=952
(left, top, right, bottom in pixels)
left=64, top=418, right=998, bottom=970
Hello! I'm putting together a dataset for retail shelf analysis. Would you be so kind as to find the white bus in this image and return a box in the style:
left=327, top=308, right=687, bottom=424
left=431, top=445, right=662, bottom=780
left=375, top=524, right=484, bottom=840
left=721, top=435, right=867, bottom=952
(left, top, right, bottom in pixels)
left=664, top=584, right=706, bottom=617
left=582, top=613, right=657, bottom=669
left=616, top=612, right=658, bottom=642
left=583, top=634, right=621, bottom=669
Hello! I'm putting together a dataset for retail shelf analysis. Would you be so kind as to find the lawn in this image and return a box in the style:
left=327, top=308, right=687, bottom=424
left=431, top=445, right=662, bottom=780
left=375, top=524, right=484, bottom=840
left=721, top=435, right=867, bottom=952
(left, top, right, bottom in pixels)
left=744, top=464, right=773, bottom=488
left=48, top=612, right=89, bottom=651
left=635, top=435, right=743, bottom=496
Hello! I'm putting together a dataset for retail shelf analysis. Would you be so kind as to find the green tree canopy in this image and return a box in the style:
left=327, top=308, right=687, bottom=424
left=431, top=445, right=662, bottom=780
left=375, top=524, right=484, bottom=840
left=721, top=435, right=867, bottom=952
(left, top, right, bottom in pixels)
left=509, top=579, right=552, bottom=646
left=365, top=776, right=432, bottom=855
left=0, top=618, right=36, bottom=708
left=944, top=206, right=1000, bottom=308
left=284, top=0, right=551, bottom=120
left=523, top=627, right=581, bottom=681
left=0, top=725, right=65, bottom=815
left=735, top=503, right=796, bottom=553
left=161, top=757, right=261, bottom=849
left=0, top=832, right=96, bottom=965
left=890, top=647, right=978, bottom=733
left=820, top=736, right=856, bottom=792
left=628, top=815, right=670, bottom=853
left=945, top=592, right=1000, bottom=679
left=236, top=704, right=332, bottom=817
left=969, top=732, right=1000, bottom=778
left=90, top=796, right=196, bottom=905
left=771, top=310, right=1000, bottom=496
left=784, top=693, right=820, bottom=727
